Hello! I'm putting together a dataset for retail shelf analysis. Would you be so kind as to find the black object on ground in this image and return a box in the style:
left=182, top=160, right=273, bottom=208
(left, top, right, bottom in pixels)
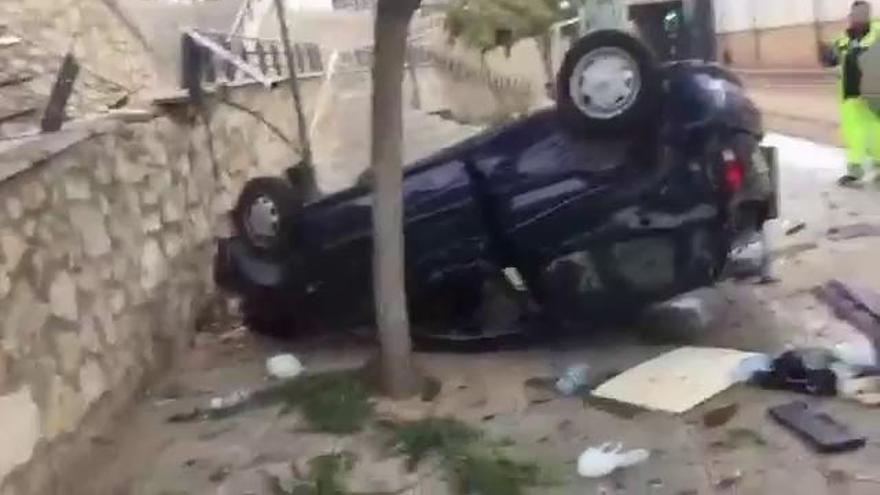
left=751, top=350, right=837, bottom=396
left=768, top=401, right=866, bottom=453
left=785, top=221, right=807, bottom=236
left=41, top=53, right=79, bottom=132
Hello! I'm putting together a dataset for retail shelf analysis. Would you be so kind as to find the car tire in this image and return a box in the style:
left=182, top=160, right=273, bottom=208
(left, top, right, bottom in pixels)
left=233, top=177, right=303, bottom=260
left=557, top=30, right=662, bottom=136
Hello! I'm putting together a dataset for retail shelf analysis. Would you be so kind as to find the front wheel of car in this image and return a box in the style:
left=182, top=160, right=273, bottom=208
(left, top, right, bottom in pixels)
left=233, top=177, right=303, bottom=260
left=557, top=30, right=662, bottom=136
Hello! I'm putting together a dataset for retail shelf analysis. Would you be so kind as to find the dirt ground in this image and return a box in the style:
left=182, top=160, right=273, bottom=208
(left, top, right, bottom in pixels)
left=76, top=87, right=880, bottom=495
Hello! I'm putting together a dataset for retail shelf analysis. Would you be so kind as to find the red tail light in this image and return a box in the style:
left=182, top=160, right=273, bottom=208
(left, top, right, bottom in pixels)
left=722, top=149, right=745, bottom=193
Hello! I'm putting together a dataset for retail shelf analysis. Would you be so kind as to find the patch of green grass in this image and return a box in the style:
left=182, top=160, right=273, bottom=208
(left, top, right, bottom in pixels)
left=392, top=417, right=481, bottom=470
left=283, top=452, right=356, bottom=495
left=451, top=451, right=541, bottom=495
left=391, top=418, right=549, bottom=495
left=278, top=371, right=374, bottom=434
left=197, top=370, right=375, bottom=434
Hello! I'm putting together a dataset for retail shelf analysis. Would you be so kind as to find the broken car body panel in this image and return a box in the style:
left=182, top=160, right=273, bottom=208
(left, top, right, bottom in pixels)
left=216, top=62, right=774, bottom=332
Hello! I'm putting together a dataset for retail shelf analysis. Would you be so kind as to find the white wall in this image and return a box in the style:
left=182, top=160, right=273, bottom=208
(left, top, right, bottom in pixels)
left=714, top=0, right=880, bottom=33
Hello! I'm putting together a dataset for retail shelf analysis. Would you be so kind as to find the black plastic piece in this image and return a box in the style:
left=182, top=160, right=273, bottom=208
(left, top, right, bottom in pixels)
left=768, top=401, right=866, bottom=453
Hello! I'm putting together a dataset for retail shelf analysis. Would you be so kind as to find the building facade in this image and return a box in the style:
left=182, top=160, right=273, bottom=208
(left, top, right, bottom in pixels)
left=714, top=0, right=880, bottom=69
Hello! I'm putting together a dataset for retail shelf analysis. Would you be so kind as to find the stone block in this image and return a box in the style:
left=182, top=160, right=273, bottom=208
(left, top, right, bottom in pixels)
left=0, top=232, right=27, bottom=272
left=76, top=266, right=100, bottom=292
left=20, top=181, right=46, bottom=211
left=0, top=387, right=40, bottom=481
left=161, top=191, right=184, bottom=224
left=69, top=204, right=111, bottom=258
left=5, top=197, right=23, bottom=220
left=92, top=298, right=117, bottom=346
left=42, top=374, right=86, bottom=440
left=110, top=289, right=126, bottom=315
left=63, top=174, right=91, bottom=201
left=0, top=269, right=10, bottom=299
left=22, top=220, right=35, bottom=239
left=53, top=331, right=81, bottom=376
left=140, top=239, right=165, bottom=292
left=49, top=272, right=78, bottom=322
left=2, top=281, right=49, bottom=355
left=78, top=316, right=102, bottom=354
left=79, top=359, right=107, bottom=404
left=114, top=152, right=150, bottom=184
left=141, top=189, right=159, bottom=207
left=142, top=212, right=161, bottom=234
left=162, top=232, right=183, bottom=259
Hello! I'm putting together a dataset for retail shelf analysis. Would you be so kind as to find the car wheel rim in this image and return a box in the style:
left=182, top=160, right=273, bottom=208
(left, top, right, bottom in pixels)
left=244, top=196, right=280, bottom=248
left=569, top=47, right=641, bottom=120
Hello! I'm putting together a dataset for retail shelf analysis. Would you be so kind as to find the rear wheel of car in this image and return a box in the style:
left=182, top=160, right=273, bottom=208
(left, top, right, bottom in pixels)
left=233, top=177, right=303, bottom=260
left=557, top=30, right=662, bottom=136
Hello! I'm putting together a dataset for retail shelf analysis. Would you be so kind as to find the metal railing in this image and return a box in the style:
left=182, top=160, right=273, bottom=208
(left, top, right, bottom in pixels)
left=181, top=30, right=324, bottom=90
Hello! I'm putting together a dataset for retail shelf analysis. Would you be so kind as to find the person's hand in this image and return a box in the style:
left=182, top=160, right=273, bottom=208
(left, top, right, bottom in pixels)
left=818, top=42, right=838, bottom=67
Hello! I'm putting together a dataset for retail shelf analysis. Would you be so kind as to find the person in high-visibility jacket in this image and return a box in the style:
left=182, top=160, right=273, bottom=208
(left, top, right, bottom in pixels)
left=824, top=1, right=880, bottom=185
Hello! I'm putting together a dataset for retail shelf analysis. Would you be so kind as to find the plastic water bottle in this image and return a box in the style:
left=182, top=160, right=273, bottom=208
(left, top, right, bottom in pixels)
left=556, top=364, right=591, bottom=396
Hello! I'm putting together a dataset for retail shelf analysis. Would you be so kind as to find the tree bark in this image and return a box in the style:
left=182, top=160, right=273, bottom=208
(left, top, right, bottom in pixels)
left=371, top=0, right=421, bottom=398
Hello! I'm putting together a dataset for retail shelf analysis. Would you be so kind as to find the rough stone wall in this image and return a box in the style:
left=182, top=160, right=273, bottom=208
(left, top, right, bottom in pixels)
left=0, top=79, right=317, bottom=494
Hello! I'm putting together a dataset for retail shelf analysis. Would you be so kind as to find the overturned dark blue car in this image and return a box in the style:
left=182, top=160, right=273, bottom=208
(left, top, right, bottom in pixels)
left=216, top=31, right=778, bottom=340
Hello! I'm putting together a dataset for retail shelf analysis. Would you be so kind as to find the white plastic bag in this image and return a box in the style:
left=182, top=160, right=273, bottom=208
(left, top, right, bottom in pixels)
left=577, top=442, right=650, bottom=478
left=266, top=354, right=305, bottom=379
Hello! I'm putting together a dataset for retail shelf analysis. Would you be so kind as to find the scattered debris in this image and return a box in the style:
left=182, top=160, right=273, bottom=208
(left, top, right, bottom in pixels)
left=768, top=401, right=866, bottom=453
left=591, top=347, right=762, bottom=414
left=266, top=354, right=305, bottom=379
left=166, top=369, right=375, bottom=433
left=750, top=349, right=838, bottom=396
left=209, top=466, right=231, bottom=483
left=420, top=376, right=442, bottom=402
left=210, top=389, right=253, bottom=410
left=576, top=442, right=650, bottom=478
left=727, top=235, right=767, bottom=279
left=218, top=326, right=249, bottom=343
left=715, top=470, right=743, bottom=490
left=784, top=221, right=807, bottom=236
left=815, top=280, right=880, bottom=355
left=702, top=403, right=740, bottom=428
left=41, top=53, right=80, bottom=132
left=523, top=377, right=557, bottom=404
left=556, top=364, right=591, bottom=396
left=709, top=427, right=768, bottom=451
left=838, top=375, right=880, bottom=406
left=167, top=408, right=203, bottom=423
left=0, top=35, right=21, bottom=47
left=827, top=222, right=880, bottom=241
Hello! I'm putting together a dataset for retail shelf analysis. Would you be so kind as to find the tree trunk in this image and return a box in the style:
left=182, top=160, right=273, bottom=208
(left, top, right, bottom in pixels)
left=371, top=0, right=421, bottom=398
left=274, top=0, right=318, bottom=199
